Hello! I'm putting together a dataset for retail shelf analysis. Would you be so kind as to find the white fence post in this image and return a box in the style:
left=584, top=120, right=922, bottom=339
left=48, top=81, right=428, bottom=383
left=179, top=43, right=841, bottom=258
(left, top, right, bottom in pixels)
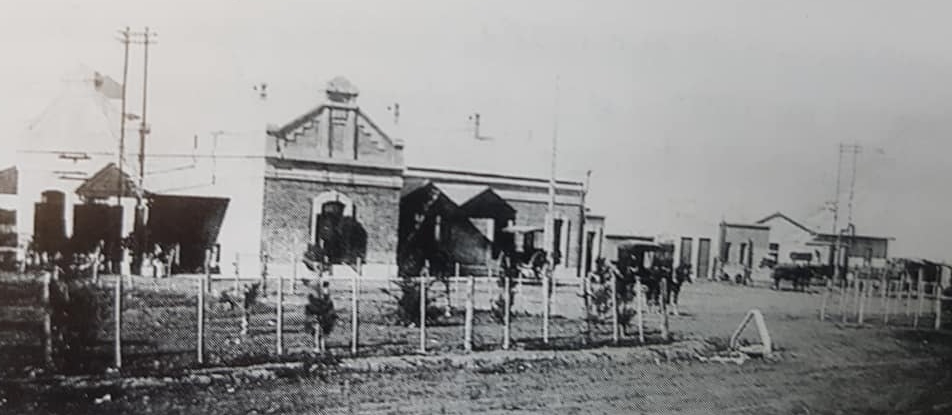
left=503, top=266, right=511, bottom=350
left=857, top=280, right=866, bottom=325
left=42, top=272, right=53, bottom=368
left=884, top=280, right=892, bottom=326
left=114, top=270, right=123, bottom=369
left=935, top=280, right=943, bottom=331
left=197, top=273, right=205, bottom=364
left=464, top=273, right=474, bottom=353
left=611, top=267, right=619, bottom=344
left=635, top=277, right=644, bottom=344
left=420, top=260, right=428, bottom=354
left=839, top=279, right=848, bottom=323
left=660, top=278, right=669, bottom=341
left=291, top=253, right=298, bottom=294
left=233, top=252, right=240, bottom=293
left=853, top=277, right=862, bottom=322
left=582, top=269, right=591, bottom=343
left=204, top=249, right=212, bottom=294
left=351, top=258, right=361, bottom=355
left=542, top=263, right=550, bottom=344
left=276, top=260, right=284, bottom=356
left=903, top=272, right=911, bottom=317
left=915, top=269, right=925, bottom=329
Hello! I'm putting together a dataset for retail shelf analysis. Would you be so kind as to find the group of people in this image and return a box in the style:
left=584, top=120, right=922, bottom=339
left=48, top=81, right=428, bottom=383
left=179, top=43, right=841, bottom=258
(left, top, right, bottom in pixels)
left=594, top=250, right=692, bottom=316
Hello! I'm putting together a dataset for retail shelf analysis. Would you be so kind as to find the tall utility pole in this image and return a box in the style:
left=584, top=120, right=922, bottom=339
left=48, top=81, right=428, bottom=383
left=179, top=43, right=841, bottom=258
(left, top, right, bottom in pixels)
left=547, top=76, right=560, bottom=267
left=133, top=27, right=156, bottom=270
left=831, top=144, right=844, bottom=282
left=832, top=143, right=862, bottom=282
left=576, top=169, right=592, bottom=278
left=111, top=26, right=152, bottom=370
left=846, top=143, right=862, bottom=227
left=112, top=26, right=137, bottom=372
left=542, top=76, right=560, bottom=345
left=116, top=27, right=131, bottom=207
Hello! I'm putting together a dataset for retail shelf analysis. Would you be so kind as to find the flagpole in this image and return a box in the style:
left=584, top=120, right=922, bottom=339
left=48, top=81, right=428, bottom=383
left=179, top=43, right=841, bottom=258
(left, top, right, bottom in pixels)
left=548, top=76, right=559, bottom=266
left=117, top=27, right=130, bottom=206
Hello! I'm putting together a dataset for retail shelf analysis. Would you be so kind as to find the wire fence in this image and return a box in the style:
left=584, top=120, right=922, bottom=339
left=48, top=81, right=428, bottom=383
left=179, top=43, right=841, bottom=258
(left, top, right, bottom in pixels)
left=817, top=272, right=950, bottom=330
left=1, top=255, right=683, bottom=376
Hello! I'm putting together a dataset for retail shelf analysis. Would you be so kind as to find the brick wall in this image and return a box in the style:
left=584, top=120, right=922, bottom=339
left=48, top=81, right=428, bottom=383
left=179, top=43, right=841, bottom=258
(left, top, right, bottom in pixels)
left=261, top=178, right=400, bottom=264
left=507, top=200, right=584, bottom=270
left=720, top=225, right=770, bottom=265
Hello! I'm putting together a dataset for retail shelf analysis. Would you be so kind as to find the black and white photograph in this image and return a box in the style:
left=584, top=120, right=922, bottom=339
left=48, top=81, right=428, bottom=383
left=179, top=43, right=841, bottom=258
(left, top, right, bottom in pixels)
left=1, top=1, right=951, bottom=413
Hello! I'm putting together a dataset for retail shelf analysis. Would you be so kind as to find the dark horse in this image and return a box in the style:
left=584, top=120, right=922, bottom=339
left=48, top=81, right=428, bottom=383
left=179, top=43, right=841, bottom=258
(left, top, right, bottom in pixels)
left=665, top=262, right=691, bottom=314
left=771, top=264, right=815, bottom=292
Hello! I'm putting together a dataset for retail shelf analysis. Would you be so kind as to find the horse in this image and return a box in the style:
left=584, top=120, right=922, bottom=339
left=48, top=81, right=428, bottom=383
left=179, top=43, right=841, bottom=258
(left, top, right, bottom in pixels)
left=665, top=263, right=691, bottom=315
left=771, top=264, right=814, bottom=292
left=643, top=264, right=671, bottom=313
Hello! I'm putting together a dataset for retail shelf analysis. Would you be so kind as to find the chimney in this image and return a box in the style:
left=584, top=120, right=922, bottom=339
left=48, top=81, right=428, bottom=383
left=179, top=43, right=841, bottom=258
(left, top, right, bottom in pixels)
left=325, top=76, right=359, bottom=107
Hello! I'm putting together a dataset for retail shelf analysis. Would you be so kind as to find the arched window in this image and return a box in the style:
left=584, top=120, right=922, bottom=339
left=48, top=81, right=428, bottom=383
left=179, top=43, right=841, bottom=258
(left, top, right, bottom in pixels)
left=310, top=191, right=365, bottom=265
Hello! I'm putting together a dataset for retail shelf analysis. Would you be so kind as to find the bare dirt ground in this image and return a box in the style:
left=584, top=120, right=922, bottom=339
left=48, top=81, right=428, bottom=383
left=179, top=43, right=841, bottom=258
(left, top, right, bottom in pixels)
left=2, top=278, right=951, bottom=414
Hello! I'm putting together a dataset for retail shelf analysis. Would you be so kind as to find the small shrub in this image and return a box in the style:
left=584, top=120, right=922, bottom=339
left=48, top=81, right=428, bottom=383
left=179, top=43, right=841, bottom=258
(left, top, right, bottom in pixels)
left=491, top=258, right=519, bottom=324
left=382, top=277, right=443, bottom=326
left=49, top=279, right=106, bottom=370
left=241, top=282, right=262, bottom=335
left=305, top=281, right=337, bottom=353
left=589, top=257, right=643, bottom=328
left=383, top=258, right=442, bottom=326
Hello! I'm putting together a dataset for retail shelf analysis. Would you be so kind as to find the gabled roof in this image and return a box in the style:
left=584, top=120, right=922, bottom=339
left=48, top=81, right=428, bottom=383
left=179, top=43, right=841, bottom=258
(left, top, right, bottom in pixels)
left=18, top=66, right=122, bottom=155
left=270, top=103, right=403, bottom=148
left=75, top=163, right=147, bottom=199
left=721, top=222, right=770, bottom=231
left=400, top=179, right=432, bottom=198
left=438, top=183, right=491, bottom=206
left=0, top=167, right=16, bottom=195
left=755, top=212, right=815, bottom=234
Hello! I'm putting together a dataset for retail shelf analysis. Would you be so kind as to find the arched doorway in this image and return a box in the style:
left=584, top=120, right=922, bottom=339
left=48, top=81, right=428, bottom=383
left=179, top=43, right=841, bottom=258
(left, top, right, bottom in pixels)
left=312, top=192, right=366, bottom=265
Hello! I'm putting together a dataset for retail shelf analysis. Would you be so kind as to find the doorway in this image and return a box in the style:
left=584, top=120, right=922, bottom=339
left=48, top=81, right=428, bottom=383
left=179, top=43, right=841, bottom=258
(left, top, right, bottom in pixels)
left=697, top=238, right=711, bottom=279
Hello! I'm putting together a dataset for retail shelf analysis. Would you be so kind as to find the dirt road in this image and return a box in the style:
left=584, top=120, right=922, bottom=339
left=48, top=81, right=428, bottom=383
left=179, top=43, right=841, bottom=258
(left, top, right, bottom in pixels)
left=3, top=336, right=949, bottom=414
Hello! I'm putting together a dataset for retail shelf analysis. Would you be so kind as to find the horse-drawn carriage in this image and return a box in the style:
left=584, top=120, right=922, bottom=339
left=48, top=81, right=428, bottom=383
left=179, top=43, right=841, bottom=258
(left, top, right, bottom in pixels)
left=614, top=241, right=691, bottom=314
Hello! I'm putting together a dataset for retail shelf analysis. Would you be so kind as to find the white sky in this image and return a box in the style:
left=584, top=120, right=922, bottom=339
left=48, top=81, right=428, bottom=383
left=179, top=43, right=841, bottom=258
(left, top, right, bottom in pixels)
left=2, top=0, right=952, bottom=260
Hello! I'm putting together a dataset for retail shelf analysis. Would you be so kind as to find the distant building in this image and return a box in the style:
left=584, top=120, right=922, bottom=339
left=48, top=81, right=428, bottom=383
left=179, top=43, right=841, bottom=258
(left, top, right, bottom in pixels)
left=755, top=212, right=826, bottom=266
left=716, top=211, right=894, bottom=280
left=807, top=233, right=892, bottom=268
left=717, top=222, right=770, bottom=279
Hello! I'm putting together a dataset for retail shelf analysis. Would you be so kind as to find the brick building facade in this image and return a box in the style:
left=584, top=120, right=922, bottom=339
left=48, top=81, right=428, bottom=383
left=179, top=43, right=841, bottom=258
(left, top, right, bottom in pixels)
left=261, top=77, right=404, bottom=274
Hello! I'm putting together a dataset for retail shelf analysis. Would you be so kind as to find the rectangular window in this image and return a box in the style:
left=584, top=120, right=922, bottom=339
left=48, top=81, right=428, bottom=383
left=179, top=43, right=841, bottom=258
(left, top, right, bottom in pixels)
left=769, top=243, right=779, bottom=251
left=739, top=243, right=747, bottom=264
left=552, top=219, right=564, bottom=265
left=564, top=220, right=572, bottom=265
left=722, top=242, right=731, bottom=262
